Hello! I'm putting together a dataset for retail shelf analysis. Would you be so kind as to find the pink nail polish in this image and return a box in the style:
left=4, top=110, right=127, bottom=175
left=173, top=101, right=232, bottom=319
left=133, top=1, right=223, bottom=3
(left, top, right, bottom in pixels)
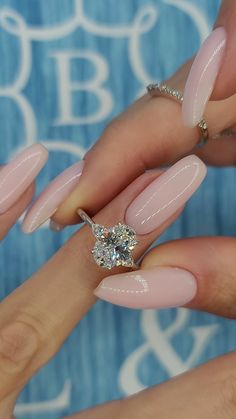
left=125, top=155, right=206, bottom=235
left=0, top=144, right=48, bottom=214
left=22, top=161, right=84, bottom=233
left=182, top=27, right=226, bottom=127
left=94, top=267, right=197, bottom=309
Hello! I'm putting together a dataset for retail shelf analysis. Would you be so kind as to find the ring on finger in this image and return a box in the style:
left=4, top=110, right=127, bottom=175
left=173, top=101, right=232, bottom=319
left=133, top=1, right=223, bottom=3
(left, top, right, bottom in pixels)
left=78, top=209, right=139, bottom=270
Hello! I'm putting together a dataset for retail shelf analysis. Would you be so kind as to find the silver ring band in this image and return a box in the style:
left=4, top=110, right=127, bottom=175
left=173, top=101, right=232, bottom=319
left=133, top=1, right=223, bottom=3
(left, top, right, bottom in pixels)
left=79, top=208, right=95, bottom=228
left=147, top=82, right=209, bottom=146
left=78, top=209, right=139, bottom=270
left=147, top=82, right=183, bottom=103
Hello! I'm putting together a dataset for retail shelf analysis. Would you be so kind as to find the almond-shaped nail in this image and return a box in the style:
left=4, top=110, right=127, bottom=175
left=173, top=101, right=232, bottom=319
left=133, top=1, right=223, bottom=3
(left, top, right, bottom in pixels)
left=22, top=161, right=84, bottom=233
left=182, top=27, right=226, bottom=127
left=0, top=144, right=48, bottom=214
left=94, top=267, right=197, bottom=309
left=125, top=155, right=206, bottom=235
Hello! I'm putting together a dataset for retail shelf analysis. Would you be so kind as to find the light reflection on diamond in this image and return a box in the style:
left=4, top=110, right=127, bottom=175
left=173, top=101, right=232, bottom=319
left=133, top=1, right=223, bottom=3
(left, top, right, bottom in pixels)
left=91, top=223, right=138, bottom=269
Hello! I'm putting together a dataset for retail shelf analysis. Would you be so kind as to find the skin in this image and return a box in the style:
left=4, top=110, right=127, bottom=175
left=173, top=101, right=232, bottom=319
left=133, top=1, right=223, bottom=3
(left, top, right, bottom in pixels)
left=213, top=0, right=236, bottom=99
left=52, top=0, right=236, bottom=225
left=1, top=1, right=236, bottom=418
left=0, top=171, right=182, bottom=416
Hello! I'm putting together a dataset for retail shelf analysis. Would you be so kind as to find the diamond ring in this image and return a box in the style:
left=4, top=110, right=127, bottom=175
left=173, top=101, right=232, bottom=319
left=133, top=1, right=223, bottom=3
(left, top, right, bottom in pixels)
left=146, top=82, right=209, bottom=147
left=78, top=209, right=139, bottom=270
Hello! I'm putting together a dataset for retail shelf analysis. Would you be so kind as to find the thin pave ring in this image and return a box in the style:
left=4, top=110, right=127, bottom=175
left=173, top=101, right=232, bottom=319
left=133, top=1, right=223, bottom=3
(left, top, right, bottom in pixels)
left=147, top=82, right=209, bottom=146
left=78, top=209, right=139, bottom=270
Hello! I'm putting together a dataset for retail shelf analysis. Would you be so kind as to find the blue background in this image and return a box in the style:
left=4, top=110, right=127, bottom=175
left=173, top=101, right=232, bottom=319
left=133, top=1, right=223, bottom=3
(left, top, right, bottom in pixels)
left=0, top=1, right=236, bottom=418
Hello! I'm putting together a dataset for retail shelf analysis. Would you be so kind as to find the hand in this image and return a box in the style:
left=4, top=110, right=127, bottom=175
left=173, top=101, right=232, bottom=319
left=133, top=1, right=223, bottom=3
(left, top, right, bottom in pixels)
left=48, top=0, right=236, bottom=226
left=1, top=152, right=236, bottom=419
left=66, top=350, right=236, bottom=419
left=0, top=153, right=187, bottom=417
left=1, top=2, right=236, bottom=418
left=36, top=2, right=236, bottom=318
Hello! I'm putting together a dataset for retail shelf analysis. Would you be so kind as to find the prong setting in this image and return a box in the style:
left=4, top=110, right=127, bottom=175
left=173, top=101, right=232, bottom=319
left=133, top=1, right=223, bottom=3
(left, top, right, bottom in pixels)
left=92, top=222, right=138, bottom=269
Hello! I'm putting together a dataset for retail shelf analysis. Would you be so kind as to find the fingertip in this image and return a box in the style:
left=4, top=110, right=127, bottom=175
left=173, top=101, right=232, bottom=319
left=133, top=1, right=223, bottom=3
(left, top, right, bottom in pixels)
left=182, top=27, right=226, bottom=127
left=94, top=267, right=197, bottom=309
left=212, top=1, right=236, bottom=99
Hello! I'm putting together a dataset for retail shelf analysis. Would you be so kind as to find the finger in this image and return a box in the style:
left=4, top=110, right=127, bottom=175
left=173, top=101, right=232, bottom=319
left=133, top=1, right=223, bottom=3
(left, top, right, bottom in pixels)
left=182, top=2, right=236, bottom=126
left=52, top=83, right=236, bottom=225
left=50, top=5, right=236, bottom=226
left=65, top=350, right=236, bottom=419
left=0, top=155, right=205, bottom=408
left=0, top=144, right=47, bottom=214
left=193, top=134, right=236, bottom=166
left=0, top=391, right=18, bottom=419
left=0, top=143, right=48, bottom=238
left=0, top=183, right=34, bottom=240
left=144, top=237, right=236, bottom=318
left=170, top=61, right=236, bottom=166
left=213, top=0, right=236, bottom=99
left=95, top=236, right=236, bottom=318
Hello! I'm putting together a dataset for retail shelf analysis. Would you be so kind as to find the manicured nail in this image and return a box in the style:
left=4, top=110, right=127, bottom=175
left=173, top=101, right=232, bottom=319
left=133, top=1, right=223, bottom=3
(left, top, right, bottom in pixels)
left=0, top=144, right=48, bottom=214
left=22, top=161, right=84, bottom=233
left=94, top=267, right=197, bottom=309
left=182, top=27, right=226, bottom=127
left=49, top=219, right=64, bottom=232
left=125, top=155, right=206, bottom=235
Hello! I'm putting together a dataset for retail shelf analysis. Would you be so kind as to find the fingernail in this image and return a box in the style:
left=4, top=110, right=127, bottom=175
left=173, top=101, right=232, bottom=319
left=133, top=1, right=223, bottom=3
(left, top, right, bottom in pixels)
left=22, top=161, right=84, bottom=233
left=0, top=144, right=48, bottom=214
left=125, top=155, right=206, bottom=235
left=94, top=267, right=197, bottom=308
left=182, top=27, right=226, bottom=127
left=49, top=219, right=64, bottom=232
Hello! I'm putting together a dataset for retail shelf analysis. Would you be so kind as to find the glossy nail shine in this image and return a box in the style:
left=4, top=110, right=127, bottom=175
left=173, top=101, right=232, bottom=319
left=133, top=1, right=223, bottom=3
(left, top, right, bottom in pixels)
left=94, top=267, right=197, bottom=309
left=125, top=155, right=206, bottom=235
left=182, top=27, right=226, bottom=127
left=22, top=160, right=84, bottom=233
left=0, top=144, right=48, bottom=214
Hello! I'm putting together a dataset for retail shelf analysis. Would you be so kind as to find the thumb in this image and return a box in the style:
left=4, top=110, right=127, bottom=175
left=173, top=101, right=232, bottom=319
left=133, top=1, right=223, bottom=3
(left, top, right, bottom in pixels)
left=213, top=0, right=236, bottom=99
left=94, top=236, right=236, bottom=319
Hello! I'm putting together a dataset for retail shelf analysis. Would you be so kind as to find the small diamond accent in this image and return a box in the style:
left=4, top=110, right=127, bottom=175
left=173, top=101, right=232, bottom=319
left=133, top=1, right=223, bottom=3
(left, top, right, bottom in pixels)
left=146, top=83, right=183, bottom=103
left=91, top=222, right=138, bottom=269
left=92, top=224, right=108, bottom=240
left=146, top=82, right=209, bottom=145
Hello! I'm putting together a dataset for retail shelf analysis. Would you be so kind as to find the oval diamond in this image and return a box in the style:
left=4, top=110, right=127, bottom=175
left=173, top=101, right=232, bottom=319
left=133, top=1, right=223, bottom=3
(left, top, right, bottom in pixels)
left=91, top=222, right=138, bottom=269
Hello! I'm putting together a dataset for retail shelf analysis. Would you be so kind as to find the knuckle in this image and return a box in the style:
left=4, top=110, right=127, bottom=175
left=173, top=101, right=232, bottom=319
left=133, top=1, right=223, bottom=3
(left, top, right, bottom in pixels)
left=215, top=375, right=236, bottom=418
left=0, top=313, right=42, bottom=376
